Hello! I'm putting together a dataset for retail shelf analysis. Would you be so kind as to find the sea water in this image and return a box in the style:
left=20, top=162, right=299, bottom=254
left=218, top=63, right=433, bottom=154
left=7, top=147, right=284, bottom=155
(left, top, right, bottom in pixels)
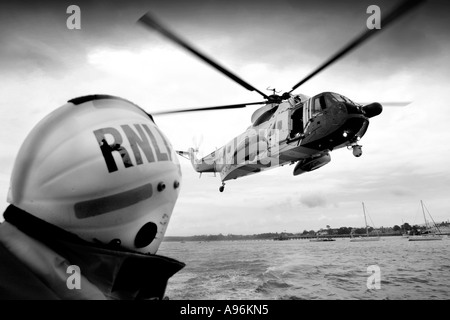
left=158, top=236, right=450, bottom=300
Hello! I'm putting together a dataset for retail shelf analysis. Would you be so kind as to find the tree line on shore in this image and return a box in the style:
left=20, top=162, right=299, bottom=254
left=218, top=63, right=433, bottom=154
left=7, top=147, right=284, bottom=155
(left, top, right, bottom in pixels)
left=163, top=221, right=450, bottom=242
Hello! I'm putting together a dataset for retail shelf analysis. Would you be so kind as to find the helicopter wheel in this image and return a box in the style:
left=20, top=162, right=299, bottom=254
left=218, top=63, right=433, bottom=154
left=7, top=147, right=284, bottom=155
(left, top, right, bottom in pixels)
left=352, top=145, right=362, bottom=157
left=219, top=182, right=225, bottom=193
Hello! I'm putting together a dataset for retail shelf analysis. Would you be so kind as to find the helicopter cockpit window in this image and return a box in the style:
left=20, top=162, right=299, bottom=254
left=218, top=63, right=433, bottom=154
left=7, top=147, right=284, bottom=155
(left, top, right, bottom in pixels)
left=313, top=95, right=329, bottom=114
left=313, top=98, right=321, bottom=113
left=345, top=96, right=357, bottom=105
left=330, top=93, right=345, bottom=102
left=330, top=92, right=356, bottom=105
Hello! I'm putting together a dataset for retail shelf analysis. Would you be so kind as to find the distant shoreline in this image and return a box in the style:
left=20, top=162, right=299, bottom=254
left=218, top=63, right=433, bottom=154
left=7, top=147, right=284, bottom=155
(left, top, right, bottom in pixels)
left=164, top=223, right=450, bottom=242
left=163, top=231, right=450, bottom=242
left=163, top=233, right=398, bottom=242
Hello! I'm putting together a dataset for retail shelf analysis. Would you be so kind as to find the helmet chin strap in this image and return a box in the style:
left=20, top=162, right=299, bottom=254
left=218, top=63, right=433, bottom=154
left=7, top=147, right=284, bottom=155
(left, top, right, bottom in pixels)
left=3, top=205, right=85, bottom=246
left=3, top=205, right=130, bottom=253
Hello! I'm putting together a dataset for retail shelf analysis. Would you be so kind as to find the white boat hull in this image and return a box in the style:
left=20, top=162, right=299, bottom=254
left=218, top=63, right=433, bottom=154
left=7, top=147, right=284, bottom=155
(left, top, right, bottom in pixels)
left=350, top=237, right=380, bottom=242
left=408, top=235, right=443, bottom=241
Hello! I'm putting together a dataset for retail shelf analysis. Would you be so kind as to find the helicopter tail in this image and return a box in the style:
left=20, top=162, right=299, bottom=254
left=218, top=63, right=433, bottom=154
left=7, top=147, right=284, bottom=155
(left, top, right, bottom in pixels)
left=176, top=147, right=217, bottom=174
left=176, top=148, right=201, bottom=172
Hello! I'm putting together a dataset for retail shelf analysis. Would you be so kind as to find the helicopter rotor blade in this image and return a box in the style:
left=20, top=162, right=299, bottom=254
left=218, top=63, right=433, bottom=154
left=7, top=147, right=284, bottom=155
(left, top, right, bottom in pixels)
left=151, top=101, right=267, bottom=115
left=289, top=0, right=426, bottom=93
left=138, top=13, right=270, bottom=100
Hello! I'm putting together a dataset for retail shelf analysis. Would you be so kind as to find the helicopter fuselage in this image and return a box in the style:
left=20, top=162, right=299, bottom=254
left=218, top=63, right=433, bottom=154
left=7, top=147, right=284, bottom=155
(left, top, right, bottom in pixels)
left=188, top=92, right=381, bottom=183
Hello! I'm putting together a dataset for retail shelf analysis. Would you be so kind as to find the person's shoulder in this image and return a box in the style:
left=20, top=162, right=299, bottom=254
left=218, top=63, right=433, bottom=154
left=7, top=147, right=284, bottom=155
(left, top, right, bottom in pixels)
left=0, top=242, right=59, bottom=300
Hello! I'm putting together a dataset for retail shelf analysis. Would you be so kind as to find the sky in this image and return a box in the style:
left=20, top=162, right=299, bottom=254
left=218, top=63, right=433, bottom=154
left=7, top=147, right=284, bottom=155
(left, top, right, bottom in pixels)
left=1, top=0, right=449, bottom=236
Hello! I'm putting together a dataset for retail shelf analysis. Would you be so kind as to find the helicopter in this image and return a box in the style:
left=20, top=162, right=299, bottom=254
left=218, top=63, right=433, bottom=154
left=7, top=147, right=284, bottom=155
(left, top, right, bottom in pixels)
left=138, top=0, right=424, bottom=192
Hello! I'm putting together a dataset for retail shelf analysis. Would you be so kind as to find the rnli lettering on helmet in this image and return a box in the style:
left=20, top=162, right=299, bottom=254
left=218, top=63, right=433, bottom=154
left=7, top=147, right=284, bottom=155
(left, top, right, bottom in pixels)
left=93, top=123, right=173, bottom=173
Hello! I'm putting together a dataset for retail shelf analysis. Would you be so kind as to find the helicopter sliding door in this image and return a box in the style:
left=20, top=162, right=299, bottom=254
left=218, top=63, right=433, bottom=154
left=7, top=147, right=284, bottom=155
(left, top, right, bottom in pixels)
left=289, top=104, right=304, bottom=139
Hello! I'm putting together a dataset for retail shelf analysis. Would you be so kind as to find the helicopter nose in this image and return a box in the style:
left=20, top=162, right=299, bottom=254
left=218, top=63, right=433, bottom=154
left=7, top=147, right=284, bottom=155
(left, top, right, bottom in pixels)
left=361, top=102, right=382, bottom=118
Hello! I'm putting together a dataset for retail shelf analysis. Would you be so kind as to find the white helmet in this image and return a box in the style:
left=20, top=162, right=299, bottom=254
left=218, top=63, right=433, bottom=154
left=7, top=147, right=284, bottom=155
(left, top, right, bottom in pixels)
left=7, top=95, right=181, bottom=254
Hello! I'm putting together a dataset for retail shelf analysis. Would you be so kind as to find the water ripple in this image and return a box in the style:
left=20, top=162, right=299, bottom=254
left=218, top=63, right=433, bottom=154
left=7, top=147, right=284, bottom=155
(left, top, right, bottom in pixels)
left=160, top=237, right=450, bottom=300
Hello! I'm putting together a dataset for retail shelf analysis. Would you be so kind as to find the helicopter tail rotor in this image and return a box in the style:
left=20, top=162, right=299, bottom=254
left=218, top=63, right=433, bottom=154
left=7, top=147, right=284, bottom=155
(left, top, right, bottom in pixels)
left=176, top=147, right=202, bottom=173
left=192, top=134, right=204, bottom=153
left=175, top=135, right=203, bottom=162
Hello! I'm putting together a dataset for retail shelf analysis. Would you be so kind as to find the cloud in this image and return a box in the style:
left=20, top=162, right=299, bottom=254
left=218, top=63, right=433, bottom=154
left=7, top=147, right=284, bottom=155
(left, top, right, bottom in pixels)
left=1, top=0, right=450, bottom=234
left=299, top=194, right=328, bottom=208
left=1, top=36, right=68, bottom=73
left=390, top=188, right=413, bottom=197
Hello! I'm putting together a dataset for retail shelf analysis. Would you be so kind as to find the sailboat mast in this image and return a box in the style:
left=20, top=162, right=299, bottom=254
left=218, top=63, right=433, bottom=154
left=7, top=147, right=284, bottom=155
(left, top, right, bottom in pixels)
left=421, top=200, right=428, bottom=229
left=363, top=202, right=369, bottom=236
left=423, top=201, right=442, bottom=234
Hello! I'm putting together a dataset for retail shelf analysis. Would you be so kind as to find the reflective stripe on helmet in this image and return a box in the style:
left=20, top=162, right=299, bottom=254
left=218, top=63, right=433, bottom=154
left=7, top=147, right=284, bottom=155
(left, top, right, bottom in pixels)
left=74, top=183, right=153, bottom=219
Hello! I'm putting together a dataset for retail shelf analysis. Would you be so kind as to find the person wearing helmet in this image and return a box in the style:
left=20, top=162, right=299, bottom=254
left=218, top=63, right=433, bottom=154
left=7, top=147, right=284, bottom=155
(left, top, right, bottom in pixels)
left=0, top=95, right=185, bottom=300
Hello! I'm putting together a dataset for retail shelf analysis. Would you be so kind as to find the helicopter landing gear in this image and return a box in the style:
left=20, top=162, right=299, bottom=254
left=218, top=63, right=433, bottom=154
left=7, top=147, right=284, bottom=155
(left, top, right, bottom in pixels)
left=351, top=144, right=362, bottom=157
left=219, top=182, right=225, bottom=193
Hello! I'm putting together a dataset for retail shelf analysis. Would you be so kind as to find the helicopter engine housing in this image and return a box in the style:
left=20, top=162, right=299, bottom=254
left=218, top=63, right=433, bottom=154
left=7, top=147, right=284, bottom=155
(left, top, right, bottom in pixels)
left=361, top=103, right=382, bottom=118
